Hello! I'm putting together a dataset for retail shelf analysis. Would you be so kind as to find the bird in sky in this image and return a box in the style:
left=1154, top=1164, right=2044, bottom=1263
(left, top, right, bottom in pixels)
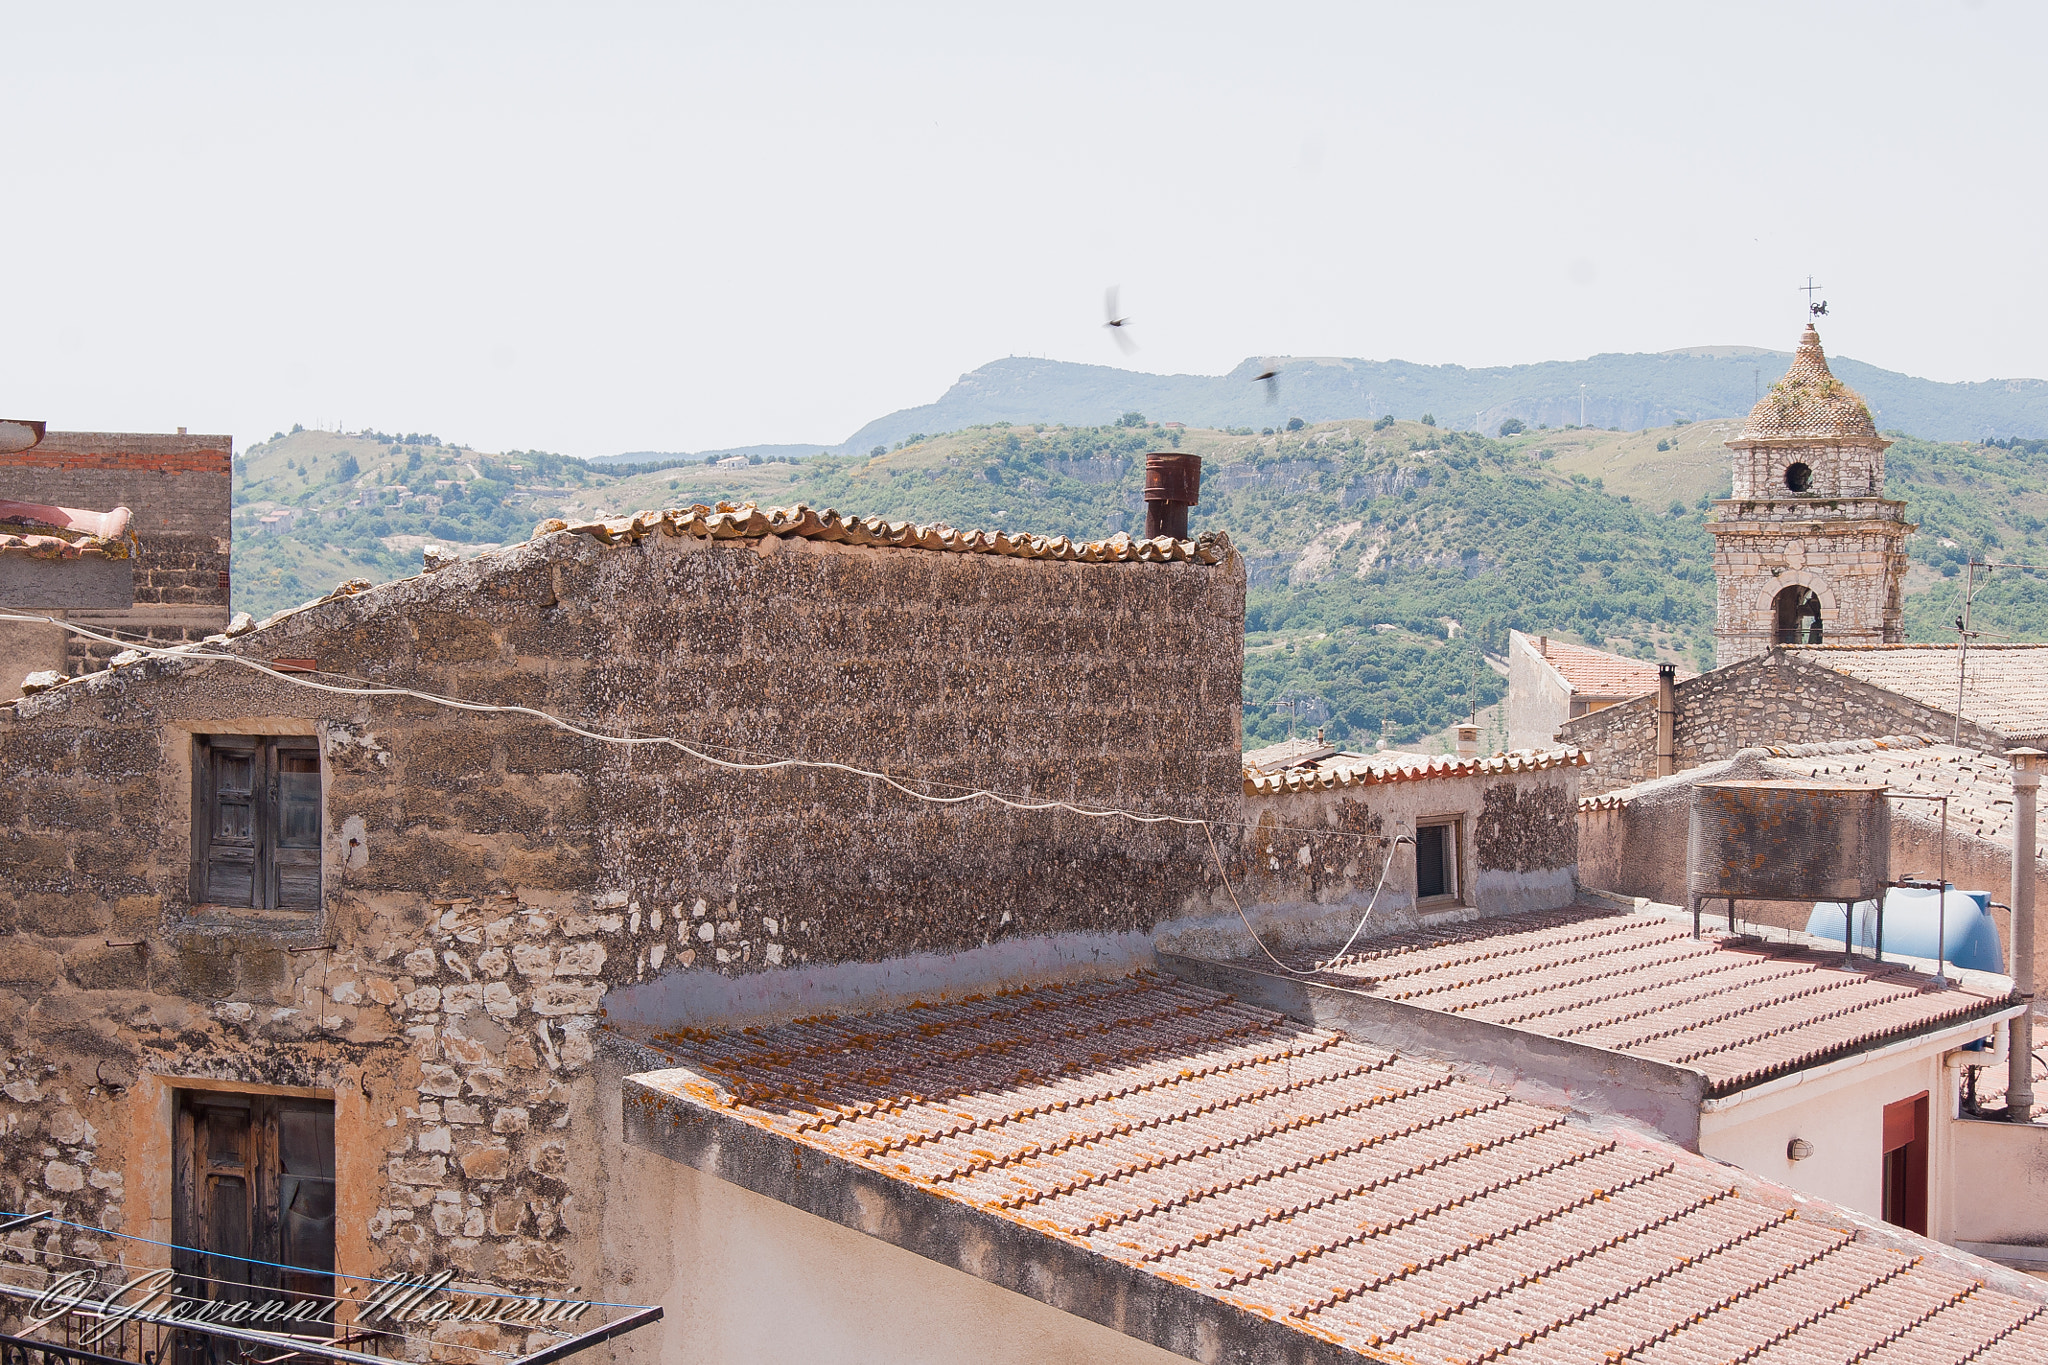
left=1103, top=286, right=1136, bottom=355
left=1252, top=362, right=1280, bottom=404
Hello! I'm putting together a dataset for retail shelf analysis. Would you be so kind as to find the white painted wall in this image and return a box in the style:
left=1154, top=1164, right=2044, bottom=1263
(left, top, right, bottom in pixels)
left=1506, top=630, right=1573, bottom=751
left=1697, top=1034, right=1966, bottom=1237
left=1950, top=1114, right=2048, bottom=1248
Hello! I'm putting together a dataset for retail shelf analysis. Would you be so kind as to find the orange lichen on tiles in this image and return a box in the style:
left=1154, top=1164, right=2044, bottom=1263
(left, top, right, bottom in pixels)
left=534, top=500, right=1235, bottom=567
left=1245, top=747, right=1586, bottom=796
left=634, top=971, right=2048, bottom=1361
left=1286, top=908, right=2014, bottom=1093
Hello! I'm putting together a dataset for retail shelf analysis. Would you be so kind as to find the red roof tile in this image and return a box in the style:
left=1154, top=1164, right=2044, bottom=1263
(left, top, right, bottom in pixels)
left=540, top=500, right=1235, bottom=567
left=1244, top=747, right=1585, bottom=796
left=633, top=973, right=2044, bottom=1362
left=1738, top=324, right=1881, bottom=442
left=1527, top=634, right=1687, bottom=700
left=1279, top=909, right=2017, bottom=1093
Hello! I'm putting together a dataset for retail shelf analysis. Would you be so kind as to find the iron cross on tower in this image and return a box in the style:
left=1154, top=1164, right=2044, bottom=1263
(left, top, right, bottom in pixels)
left=1802, top=276, right=1829, bottom=317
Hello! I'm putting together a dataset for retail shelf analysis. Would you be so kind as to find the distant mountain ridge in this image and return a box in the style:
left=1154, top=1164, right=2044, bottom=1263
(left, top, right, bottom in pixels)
left=829, top=347, right=2048, bottom=453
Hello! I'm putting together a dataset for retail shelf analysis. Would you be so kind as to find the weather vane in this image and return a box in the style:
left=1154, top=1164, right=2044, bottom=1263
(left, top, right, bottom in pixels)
left=1801, top=275, right=1828, bottom=318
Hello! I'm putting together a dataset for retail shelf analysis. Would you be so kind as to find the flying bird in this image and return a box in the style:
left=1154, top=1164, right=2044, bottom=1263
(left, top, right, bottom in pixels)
left=1252, top=362, right=1280, bottom=404
left=1103, top=286, right=1137, bottom=355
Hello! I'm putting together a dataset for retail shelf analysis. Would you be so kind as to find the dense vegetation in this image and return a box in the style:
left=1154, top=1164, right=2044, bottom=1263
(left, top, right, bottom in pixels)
left=232, top=417, right=2048, bottom=754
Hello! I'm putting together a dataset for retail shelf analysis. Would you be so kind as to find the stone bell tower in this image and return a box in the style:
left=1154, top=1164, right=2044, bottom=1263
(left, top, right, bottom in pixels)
left=1709, top=324, right=1913, bottom=667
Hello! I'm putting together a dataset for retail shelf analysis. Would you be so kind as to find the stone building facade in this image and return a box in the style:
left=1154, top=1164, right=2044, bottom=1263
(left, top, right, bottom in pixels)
left=0, top=430, right=233, bottom=686
left=1711, top=325, right=1910, bottom=666
left=0, top=498, right=1618, bottom=1361
left=0, top=505, right=1266, bottom=1358
left=1562, top=643, right=2048, bottom=795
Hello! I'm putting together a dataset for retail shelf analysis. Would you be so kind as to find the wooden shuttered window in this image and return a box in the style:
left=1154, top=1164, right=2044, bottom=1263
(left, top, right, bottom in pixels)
left=193, top=736, right=323, bottom=911
left=171, top=1091, right=336, bottom=1317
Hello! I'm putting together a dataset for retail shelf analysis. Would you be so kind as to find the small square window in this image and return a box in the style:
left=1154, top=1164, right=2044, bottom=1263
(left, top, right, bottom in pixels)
left=192, top=735, right=322, bottom=911
left=1414, top=821, right=1460, bottom=904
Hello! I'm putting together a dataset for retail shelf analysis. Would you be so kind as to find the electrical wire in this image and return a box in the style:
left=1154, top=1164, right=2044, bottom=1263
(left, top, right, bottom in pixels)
left=0, top=611, right=1449, bottom=848
left=1203, top=823, right=1413, bottom=977
left=1, top=613, right=1444, bottom=1051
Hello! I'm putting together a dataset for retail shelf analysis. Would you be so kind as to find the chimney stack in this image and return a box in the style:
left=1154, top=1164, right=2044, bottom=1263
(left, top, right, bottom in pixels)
left=1656, top=663, right=1677, bottom=777
left=1143, top=452, right=1201, bottom=540
left=1455, top=724, right=1479, bottom=759
left=2010, top=748, right=2043, bottom=1122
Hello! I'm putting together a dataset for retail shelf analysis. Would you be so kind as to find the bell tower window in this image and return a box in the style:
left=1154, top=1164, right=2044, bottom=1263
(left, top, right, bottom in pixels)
left=1784, top=462, right=1813, bottom=492
left=1773, top=585, right=1823, bottom=645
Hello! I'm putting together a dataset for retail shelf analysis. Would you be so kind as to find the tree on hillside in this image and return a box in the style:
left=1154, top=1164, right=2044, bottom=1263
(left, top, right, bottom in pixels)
left=1499, top=418, right=1526, bottom=436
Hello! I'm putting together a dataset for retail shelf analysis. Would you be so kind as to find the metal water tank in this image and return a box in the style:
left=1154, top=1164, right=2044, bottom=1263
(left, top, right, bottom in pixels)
left=1687, top=778, right=1890, bottom=907
left=1805, top=886, right=2005, bottom=973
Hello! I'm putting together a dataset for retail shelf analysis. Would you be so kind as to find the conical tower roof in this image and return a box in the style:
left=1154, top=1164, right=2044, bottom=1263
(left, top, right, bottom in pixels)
left=1739, top=324, right=1879, bottom=440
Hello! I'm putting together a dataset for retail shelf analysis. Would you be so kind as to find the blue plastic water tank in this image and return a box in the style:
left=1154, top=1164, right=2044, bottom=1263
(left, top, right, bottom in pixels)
left=1804, top=886, right=2005, bottom=973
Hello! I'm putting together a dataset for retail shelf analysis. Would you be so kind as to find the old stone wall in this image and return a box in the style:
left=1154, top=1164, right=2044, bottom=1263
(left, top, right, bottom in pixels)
left=1226, top=765, right=1580, bottom=925
left=0, top=522, right=1245, bottom=1349
left=1727, top=436, right=1887, bottom=501
left=0, top=432, right=235, bottom=677
left=1563, top=650, right=2003, bottom=795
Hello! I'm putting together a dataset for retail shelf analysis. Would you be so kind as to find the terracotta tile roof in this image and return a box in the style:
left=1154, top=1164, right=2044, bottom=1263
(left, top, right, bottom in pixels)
left=536, top=501, right=1236, bottom=566
left=633, top=973, right=2047, bottom=1362
left=0, top=498, right=134, bottom=559
left=1529, top=634, right=1691, bottom=699
left=1280, top=908, right=2016, bottom=1093
left=1243, top=737, right=1341, bottom=774
left=1785, top=645, right=2048, bottom=740
left=1738, top=324, right=1881, bottom=441
left=1244, top=747, right=1585, bottom=796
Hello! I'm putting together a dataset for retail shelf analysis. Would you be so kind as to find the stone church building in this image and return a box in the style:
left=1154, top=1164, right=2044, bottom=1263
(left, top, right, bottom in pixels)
left=1709, top=323, right=1912, bottom=666
left=1558, top=321, right=2048, bottom=793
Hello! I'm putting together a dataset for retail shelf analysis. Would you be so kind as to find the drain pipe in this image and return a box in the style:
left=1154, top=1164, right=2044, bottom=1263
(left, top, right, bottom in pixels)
left=1655, top=664, right=1677, bottom=777
left=2010, top=747, right=2042, bottom=1122
left=1143, top=452, right=1201, bottom=540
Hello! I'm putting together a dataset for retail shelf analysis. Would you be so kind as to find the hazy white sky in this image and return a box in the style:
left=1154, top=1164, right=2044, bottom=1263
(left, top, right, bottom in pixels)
left=3, top=2, right=2041, bottom=457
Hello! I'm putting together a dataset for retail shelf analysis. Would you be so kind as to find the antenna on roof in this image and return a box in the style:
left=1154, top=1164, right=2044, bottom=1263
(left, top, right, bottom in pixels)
left=1801, top=275, right=1828, bottom=318
left=1954, top=560, right=1982, bottom=746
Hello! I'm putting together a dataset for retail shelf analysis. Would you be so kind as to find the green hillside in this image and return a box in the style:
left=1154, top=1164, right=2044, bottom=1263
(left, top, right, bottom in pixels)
left=232, top=420, right=2048, bottom=753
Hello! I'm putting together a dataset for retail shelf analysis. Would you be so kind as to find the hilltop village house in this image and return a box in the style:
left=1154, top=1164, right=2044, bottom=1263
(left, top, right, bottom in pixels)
left=2, top=451, right=2046, bottom=1357
left=1549, top=324, right=2045, bottom=794
left=0, top=499, right=1624, bottom=1364
left=0, top=428, right=233, bottom=696
left=1579, top=735, right=2048, bottom=1270
left=1504, top=628, right=1692, bottom=753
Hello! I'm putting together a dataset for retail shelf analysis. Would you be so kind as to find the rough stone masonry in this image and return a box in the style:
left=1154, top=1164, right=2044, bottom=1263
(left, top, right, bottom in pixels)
left=0, top=511, right=1251, bottom=1352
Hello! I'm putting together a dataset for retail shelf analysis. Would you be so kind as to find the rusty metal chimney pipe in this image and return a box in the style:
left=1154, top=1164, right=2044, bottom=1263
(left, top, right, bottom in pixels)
left=1656, top=664, right=1677, bottom=777
left=2009, top=747, right=2042, bottom=1122
left=1143, top=452, right=1200, bottom=540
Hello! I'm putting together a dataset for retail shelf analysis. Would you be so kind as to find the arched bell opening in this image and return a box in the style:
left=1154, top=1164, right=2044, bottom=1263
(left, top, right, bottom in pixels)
left=1773, top=585, right=1823, bottom=645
